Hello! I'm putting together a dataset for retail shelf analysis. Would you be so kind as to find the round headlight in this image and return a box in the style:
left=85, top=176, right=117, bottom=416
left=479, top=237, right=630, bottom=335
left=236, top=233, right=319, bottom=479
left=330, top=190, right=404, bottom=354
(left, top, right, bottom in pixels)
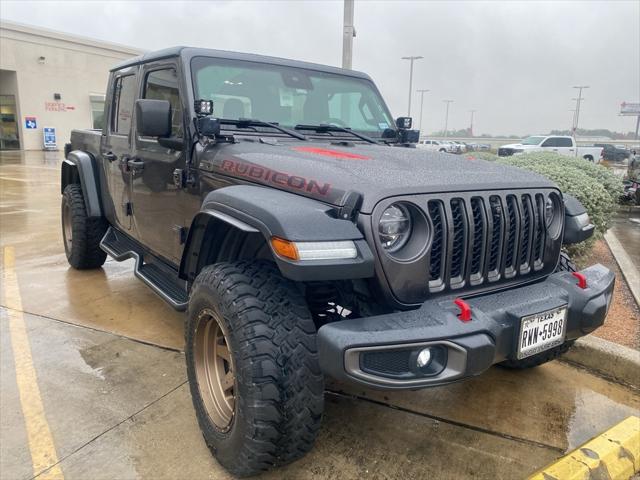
left=544, top=193, right=563, bottom=238
left=379, top=203, right=412, bottom=252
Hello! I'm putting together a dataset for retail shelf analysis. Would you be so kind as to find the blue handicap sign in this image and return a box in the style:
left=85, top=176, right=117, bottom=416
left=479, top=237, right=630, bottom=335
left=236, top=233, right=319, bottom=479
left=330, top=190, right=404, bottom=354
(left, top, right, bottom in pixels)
left=43, top=127, right=57, bottom=149
left=25, top=116, right=37, bottom=129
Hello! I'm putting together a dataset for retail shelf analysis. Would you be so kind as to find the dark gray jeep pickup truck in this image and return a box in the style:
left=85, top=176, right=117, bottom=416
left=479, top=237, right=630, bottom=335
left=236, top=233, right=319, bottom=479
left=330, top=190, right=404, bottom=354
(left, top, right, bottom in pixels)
left=62, top=46, right=614, bottom=476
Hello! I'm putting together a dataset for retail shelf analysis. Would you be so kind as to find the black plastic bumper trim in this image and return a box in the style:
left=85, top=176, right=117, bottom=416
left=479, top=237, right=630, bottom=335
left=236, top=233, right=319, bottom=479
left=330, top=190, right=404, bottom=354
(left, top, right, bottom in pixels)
left=317, top=264, right=615, bottom=390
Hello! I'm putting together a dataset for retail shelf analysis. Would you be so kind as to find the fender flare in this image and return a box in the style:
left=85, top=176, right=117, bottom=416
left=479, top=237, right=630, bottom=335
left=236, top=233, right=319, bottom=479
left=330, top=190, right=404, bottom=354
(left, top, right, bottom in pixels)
left=180, top=185, right=374, bottom=282
left=562, top=194, right=595, bottom=245
left=61, top=150, right=103, bottom=218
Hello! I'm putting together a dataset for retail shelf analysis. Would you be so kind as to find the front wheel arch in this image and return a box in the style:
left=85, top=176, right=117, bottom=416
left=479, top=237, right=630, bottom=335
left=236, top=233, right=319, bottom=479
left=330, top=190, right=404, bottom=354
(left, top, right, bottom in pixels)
left=179, top=212, right=273, bottom=283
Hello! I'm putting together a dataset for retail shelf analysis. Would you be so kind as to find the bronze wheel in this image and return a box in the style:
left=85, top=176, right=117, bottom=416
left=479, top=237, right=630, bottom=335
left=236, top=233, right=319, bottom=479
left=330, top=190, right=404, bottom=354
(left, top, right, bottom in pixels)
left=194, top=308, right=235, bottom=431
left=62, top=195, right=73, bottom=255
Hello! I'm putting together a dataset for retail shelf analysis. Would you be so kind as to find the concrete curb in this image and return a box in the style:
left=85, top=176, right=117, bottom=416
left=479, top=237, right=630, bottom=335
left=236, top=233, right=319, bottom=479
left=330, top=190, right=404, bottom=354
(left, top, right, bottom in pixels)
left=563, top=335, right=640, bottom=388
left=605, top=229, right=640, bottom=307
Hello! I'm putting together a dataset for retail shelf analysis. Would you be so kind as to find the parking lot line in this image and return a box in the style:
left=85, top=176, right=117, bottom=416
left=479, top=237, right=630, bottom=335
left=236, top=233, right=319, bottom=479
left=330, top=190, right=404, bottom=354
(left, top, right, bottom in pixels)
left=3, top=246, right=64, bottom=479
left=527, top=415, right=640, bottom=480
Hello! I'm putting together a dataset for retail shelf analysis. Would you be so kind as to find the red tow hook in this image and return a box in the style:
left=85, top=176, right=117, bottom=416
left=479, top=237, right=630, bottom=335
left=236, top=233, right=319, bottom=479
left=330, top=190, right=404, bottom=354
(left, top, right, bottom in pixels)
left=572, top=272, right=588, bottom=289
left=454, top=298, right=472, bottom=322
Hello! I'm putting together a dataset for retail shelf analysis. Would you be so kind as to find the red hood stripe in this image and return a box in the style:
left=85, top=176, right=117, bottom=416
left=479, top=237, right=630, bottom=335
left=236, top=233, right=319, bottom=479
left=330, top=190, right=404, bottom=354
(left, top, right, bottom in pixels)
left=292, top=146, right=371, bottom=160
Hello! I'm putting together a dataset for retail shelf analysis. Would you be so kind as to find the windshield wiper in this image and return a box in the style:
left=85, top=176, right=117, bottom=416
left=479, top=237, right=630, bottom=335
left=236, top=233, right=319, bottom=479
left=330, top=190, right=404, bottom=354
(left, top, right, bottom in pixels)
left=220, top=118, right=308, bottom=141
left=294, top=124, right=378, bottom=144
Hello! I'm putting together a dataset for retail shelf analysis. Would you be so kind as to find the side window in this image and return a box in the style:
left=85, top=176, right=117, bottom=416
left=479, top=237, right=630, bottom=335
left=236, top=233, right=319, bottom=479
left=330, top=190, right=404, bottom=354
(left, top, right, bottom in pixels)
left=111, top=75, right=137, bottom=135
left=143, top=68, right=183, bottom=138
left=541, top=137, right=557, bottom=147
left=557, top=137, right=573, bottom=147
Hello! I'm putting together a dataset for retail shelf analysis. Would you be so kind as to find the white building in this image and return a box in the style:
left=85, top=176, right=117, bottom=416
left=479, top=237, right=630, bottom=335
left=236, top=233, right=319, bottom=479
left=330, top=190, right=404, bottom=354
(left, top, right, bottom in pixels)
left=0, top=21, right=143, bottom=150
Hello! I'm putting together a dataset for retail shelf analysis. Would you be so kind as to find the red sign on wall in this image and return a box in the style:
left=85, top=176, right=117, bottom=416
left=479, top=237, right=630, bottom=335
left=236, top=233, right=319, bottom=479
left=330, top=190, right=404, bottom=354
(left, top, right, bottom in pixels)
left=44, top=102, right=75, bottom=112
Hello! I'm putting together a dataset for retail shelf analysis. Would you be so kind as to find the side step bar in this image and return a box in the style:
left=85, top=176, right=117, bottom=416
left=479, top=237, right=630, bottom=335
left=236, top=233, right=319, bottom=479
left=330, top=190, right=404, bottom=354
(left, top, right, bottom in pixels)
left=100, top=227, right=188, bottom=311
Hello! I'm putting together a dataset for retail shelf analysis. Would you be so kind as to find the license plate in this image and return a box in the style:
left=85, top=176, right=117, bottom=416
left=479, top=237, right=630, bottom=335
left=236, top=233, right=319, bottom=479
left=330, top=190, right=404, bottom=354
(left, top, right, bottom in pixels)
left=517, top=306, right=567, bottom=359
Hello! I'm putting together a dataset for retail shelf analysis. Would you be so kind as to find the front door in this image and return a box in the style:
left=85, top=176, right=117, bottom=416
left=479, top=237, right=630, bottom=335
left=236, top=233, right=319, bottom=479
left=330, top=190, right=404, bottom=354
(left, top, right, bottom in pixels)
left=102, top=70, right=138, bottom=231
left=130, top=64, right=187, bottom=264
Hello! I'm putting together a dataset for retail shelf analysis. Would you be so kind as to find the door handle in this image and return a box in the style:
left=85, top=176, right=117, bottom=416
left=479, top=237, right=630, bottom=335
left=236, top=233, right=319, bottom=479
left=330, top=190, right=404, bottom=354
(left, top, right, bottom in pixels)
left=103, top=151, right=117, bottom=162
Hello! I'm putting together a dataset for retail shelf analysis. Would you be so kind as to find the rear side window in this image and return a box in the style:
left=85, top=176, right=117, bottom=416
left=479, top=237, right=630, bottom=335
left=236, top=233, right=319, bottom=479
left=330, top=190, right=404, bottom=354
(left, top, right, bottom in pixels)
left=111, top=75, right=137, bottom=135
left=143, top=69, right=183, bottom=138
left=556, top=137, right=573, bottom=147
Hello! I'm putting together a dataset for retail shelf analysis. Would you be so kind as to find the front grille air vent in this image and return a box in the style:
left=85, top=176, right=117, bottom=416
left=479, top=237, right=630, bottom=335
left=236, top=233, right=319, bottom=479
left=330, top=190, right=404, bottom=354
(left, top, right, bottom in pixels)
left=428, top=201, right=445, bottom=282
left=470, top=197, right=486, bottom=277
left=449, top=198, right=467, bottom=282
left=488, top=195, right=504, bottom=275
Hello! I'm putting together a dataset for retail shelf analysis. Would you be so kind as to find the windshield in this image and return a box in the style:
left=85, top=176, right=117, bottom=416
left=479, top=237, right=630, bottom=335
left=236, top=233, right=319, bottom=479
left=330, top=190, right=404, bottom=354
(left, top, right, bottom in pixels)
left=521, top=136, right=546, bottom=145
left=191, top=56, right=395, bottom=137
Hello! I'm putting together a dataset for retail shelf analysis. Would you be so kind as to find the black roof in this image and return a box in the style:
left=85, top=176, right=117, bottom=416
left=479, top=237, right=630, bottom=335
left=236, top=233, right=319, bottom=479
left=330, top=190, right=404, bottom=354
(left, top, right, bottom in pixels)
left=110, top=46, right=371, bottom=80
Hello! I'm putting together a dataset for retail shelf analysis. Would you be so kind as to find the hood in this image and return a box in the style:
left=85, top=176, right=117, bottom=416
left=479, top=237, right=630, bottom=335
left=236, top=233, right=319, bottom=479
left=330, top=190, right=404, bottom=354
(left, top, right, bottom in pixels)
left=199, top=140, right=556, bottom=213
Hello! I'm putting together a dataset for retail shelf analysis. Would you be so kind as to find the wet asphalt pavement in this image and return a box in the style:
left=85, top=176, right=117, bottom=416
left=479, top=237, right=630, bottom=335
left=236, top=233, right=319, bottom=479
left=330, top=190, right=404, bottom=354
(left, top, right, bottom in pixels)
left=1, top=151, right=639, bottom=479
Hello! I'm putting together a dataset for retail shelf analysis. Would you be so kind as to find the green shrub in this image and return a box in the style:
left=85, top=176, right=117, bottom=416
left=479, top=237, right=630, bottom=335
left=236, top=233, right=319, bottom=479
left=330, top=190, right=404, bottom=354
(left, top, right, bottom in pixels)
left=493, top=152, right=622, bottom=258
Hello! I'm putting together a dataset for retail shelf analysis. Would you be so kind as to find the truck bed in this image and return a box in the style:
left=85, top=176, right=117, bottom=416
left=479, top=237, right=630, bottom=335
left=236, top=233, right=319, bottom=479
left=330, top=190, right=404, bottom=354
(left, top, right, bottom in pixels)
left=70, top=129, right=102, bottom=157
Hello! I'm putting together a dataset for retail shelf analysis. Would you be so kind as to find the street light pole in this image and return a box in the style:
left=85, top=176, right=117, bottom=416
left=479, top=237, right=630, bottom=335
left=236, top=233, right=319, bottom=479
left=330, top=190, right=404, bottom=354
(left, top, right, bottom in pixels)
left=569, top=109, right=576, bottom=131
left=442, top=99, right=453, bottom=138
left=416, top=89, right=429, bottom=131
left=342, top=0, right=355, bottom=69
left=572, top=85, right=589, bottom=134
left=469, top=109, right=476, bottom=137
left=401, top=56, right=423, bottom=116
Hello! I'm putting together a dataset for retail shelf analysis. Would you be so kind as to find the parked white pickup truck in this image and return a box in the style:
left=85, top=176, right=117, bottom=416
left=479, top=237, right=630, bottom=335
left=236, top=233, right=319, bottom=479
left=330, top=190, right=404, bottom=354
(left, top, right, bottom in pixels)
left=417, top=139, right=458, bottom=153
left=498, top=135, right=603, bottom=162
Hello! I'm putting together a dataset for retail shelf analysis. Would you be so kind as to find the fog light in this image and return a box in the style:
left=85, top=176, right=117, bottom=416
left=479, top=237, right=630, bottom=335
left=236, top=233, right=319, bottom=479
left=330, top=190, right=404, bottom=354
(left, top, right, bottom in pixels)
left=416, top=348, right=432, bottom=368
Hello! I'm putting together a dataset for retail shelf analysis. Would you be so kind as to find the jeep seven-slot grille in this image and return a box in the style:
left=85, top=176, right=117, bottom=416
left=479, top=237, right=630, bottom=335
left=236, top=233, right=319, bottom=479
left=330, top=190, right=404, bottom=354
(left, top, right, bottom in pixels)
left=426, top=193, right=546, bottom=291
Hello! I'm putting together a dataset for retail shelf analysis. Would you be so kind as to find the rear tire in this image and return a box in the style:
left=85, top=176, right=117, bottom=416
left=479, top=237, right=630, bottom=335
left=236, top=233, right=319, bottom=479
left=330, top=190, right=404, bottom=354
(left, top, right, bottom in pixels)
left=500, top=251, right=576, bottom=369
left=61, top=184, right=107, bottom=269
left=185, top=261, right=324, bottom=477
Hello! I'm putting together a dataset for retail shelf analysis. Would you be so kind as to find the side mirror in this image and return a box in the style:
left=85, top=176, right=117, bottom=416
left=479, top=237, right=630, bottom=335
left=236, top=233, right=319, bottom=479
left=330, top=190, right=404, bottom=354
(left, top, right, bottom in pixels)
left=136, top=99, right=171, bottom=137
left=563, top=194, right=595, bottom=245
left=396, top=117, right=412, bottom=129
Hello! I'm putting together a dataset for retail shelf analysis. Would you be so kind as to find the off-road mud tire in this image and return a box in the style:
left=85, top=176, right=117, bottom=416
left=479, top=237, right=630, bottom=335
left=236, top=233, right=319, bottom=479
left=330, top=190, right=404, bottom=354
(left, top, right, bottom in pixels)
left=556, top=251, right=577, bottom=273
left=185, top=260, right=324, bottom=477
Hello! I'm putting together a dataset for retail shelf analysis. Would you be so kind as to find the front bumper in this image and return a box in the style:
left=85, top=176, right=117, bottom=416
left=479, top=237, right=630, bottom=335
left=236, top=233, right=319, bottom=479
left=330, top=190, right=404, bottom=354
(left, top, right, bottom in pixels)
left=317, top=264, right=615, bottom=390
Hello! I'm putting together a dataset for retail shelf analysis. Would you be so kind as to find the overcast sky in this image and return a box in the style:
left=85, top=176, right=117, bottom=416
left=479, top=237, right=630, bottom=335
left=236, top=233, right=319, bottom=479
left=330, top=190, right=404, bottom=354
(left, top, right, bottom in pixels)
left=2, top=0, right=639, bottom=136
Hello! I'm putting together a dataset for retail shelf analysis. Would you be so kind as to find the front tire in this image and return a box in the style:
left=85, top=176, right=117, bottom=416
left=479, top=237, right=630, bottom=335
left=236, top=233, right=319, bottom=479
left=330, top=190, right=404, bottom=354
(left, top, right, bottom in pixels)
left=500, top=251, right=576, bottom=369
left=185, top=261, right=324, bottom=477
left=61, top=184, right=107, bottom=269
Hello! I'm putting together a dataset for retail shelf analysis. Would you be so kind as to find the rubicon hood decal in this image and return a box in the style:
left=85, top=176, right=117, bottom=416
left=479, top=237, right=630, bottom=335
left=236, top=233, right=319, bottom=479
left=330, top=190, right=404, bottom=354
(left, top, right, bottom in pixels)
left=200, top=140, right=556, bottom=213
left=219, top=158, right=332, bottom=196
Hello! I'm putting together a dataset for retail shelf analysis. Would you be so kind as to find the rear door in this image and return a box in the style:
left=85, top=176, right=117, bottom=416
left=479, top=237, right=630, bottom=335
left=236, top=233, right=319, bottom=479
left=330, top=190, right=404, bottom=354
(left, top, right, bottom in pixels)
left=101, top=68, right=138, bottom=231
left=555, top=137, right=575, bottom=156
left=130, top=62, right=187, bottom=264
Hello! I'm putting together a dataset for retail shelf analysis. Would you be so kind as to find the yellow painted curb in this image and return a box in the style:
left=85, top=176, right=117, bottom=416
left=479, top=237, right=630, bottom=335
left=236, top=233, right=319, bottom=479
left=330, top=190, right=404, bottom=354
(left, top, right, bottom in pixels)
left=528, top=416, right=640, bottom=480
